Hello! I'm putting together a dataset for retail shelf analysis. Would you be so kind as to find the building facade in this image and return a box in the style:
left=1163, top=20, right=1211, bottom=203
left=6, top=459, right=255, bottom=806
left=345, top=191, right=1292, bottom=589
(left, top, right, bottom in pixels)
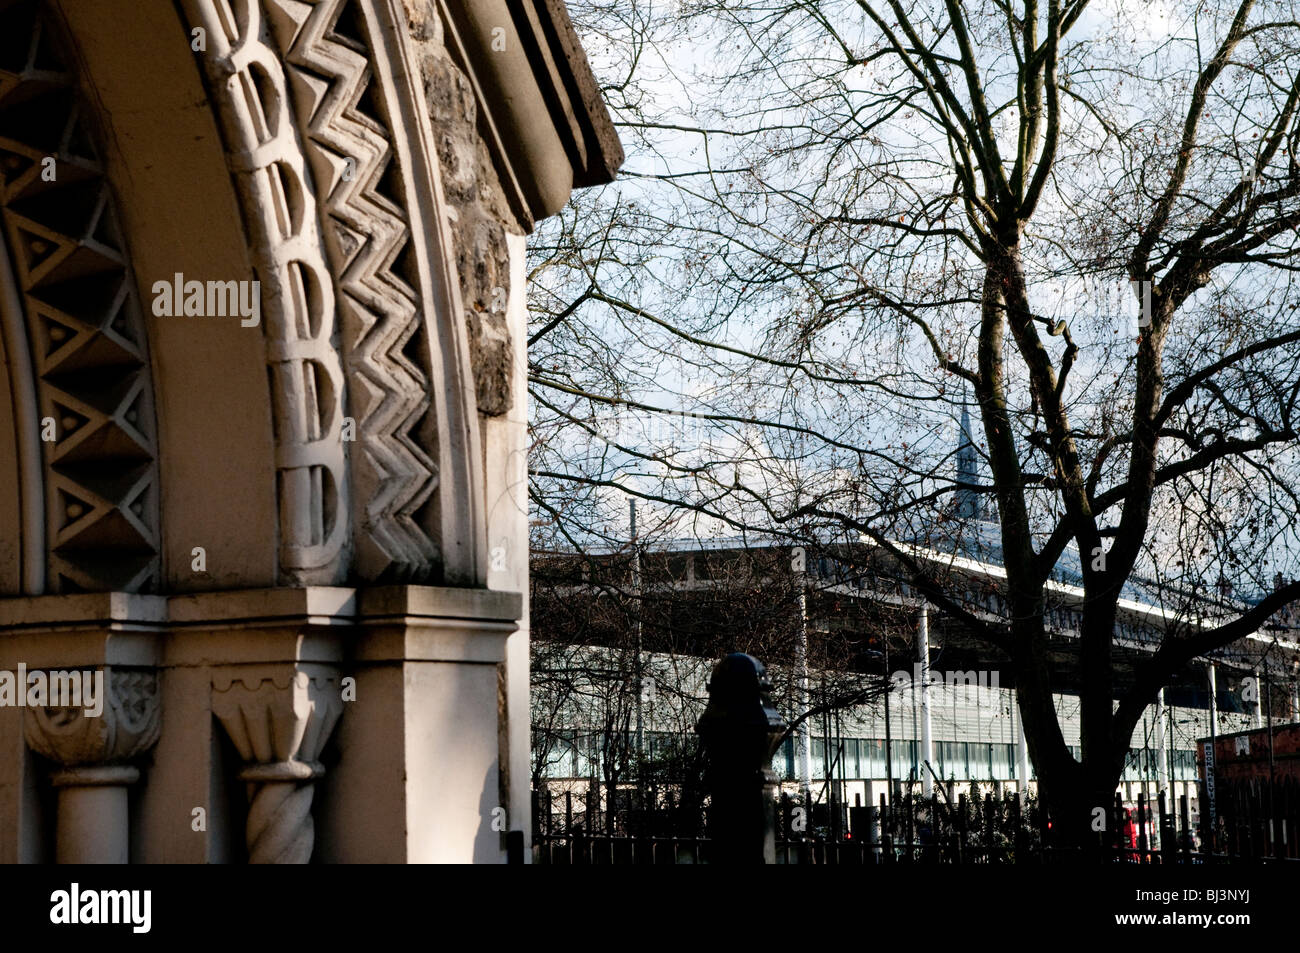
left=531, top=532, right=1296, bottom=834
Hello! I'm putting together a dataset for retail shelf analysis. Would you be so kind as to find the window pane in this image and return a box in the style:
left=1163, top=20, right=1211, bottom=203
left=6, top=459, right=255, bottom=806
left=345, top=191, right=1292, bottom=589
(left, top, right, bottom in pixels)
left=941, top=742, right=966, bottom=779
left=574, top=732, right=595, bottom=779
left=771, top=737, right=794, bottom=779
left=811, top=738, right=826, bottom=779
left=992, top=743, right=1013, bottom=779
left=1121, top=750, right=1139, bottom=781
left=891, top=740, right=917, bottom=780
left=841, top=739, right=860, bottom=778
left=862, top=738, right=885, bottom=778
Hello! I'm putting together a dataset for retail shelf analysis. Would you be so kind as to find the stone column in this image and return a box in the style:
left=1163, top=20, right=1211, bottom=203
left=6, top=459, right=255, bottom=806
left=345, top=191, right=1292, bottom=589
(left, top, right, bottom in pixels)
left=211, top=665, right=343, bottom=864
left=315, top=586, right=521, bottom=863
left=25, top=669, right=160, bottom=864
left=0, top=593, right=164, bottom=864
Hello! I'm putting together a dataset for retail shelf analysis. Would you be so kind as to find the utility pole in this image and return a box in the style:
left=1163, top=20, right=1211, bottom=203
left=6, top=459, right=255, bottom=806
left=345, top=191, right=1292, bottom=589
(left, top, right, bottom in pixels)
left=1014, top=695, right=1031, bottom=806
left=1169, top=703, right=1181, bottom=854
left=794, top=548, right=813, bottom=798
left=1208, top=662, right=1219, bottom=736
left=917, top=605, right=933, bottom=797
left=630, top=499, right=644, bottom=805
left=882, top=634, right=894, bottom=808
left=1267, top=670, right=1276, bottom=857
left=1155, top=689, right=1169, bottom=803
left=1206, top=662, right=1219, bottom=850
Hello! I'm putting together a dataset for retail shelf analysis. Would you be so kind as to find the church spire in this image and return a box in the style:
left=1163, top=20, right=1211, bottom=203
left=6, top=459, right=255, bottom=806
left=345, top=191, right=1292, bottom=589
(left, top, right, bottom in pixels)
left=956, top=399, right=981, bottom=520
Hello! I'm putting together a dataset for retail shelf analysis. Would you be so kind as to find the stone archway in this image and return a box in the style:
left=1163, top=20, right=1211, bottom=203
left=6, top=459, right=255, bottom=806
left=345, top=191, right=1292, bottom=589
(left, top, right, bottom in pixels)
left=0, top=0, right=621, bottom=863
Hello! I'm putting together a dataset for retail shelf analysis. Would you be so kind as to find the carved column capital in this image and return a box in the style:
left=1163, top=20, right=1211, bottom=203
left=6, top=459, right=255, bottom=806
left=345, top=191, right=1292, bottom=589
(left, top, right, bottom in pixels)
left=212, top=664, right=343, bottom=863
left=24, top=668, right=160, bottom=776
left=23, top=667, right=160, bottom=864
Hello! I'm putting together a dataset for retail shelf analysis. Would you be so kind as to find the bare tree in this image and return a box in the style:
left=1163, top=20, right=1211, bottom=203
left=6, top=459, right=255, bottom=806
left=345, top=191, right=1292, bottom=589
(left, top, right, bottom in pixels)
left=530, top=0, right=1300, bottom=846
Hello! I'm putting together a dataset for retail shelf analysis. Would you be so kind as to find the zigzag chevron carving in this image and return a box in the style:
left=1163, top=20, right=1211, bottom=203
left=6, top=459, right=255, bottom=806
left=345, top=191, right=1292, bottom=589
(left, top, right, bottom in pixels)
left=0, top=0, right=161, bottom=593
left=265, top=0, right=440, bottom=580
left=183, top=0, right=351, bottom=585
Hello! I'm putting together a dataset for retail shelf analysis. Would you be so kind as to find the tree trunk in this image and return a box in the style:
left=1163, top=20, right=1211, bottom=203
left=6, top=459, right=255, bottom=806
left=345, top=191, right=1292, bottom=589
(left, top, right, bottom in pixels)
left=1014, top=642, right=1126, bottom=860
left=1034, top=755, right=1125, bottom=858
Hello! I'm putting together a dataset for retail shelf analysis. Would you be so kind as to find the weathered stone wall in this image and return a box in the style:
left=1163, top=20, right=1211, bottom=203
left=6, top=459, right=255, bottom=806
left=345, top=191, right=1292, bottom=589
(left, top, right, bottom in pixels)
left=408, top=2, right=519, bottom=417
left=401, top=0, right=536, bottom=853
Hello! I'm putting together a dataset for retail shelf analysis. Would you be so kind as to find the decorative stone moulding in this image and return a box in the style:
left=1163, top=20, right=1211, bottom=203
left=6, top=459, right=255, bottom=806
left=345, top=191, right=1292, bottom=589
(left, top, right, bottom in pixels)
left=181, top=0, right=352, bottom=586
left=212, top=664, right=343, bottom=863
left=0, top=0, right=163, bottom=595
left=183, top=0, right=490, bottom=588
left=265, top=0, right=443, bottom=581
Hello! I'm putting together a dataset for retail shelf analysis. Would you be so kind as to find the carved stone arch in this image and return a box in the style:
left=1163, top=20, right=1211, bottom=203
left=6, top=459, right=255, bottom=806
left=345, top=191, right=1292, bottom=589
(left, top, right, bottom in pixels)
left=0, top=0, right=496, bottom=592
left=0, top=0, right=291, bottom=592
left=248, top=0, right=490, bottom=585
left=0, top=0, right=163, bottom=594
left=177, top=0, right=353, bottom=586
left=177, top=0, right=489, bottom=586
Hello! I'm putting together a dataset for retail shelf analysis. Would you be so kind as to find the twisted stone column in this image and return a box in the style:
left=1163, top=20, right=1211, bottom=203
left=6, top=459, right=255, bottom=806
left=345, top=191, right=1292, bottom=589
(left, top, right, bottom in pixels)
left=25, top=669, right=160, bottom=863
left=212, top=666, right=342, bottom=864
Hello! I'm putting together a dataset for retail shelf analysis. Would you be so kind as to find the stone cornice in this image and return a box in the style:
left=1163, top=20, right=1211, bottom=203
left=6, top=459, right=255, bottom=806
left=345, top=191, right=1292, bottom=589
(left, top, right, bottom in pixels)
left=358, top=584, right=523, bottom=620
left=528, top=0, right=626, bottom=188
left=0, top=585, right=522, bottom=629
left=437, top=0, right=624, bottom=230
left=0, top=592, right=168, bottom=630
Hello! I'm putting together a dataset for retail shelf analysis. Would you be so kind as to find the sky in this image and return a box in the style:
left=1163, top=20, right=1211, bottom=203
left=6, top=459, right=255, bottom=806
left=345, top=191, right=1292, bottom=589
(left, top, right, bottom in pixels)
left=530, top=0, right=1300, bottom=600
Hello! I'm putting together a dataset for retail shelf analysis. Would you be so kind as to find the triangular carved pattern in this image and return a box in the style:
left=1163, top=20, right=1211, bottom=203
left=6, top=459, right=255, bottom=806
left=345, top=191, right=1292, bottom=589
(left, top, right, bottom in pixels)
left=0, top=0, right=161, bottom=593
left=264, top=0, right=441, bottom=581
